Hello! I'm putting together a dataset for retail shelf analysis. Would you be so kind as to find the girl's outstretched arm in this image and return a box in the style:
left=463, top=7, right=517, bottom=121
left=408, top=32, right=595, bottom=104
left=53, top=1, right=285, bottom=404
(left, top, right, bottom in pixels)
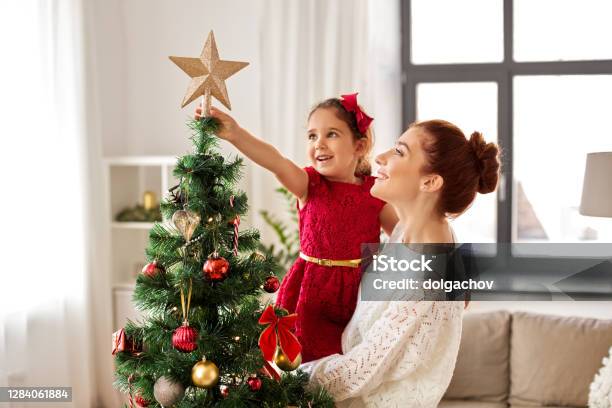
left=197, top=106, right=309, bottom=202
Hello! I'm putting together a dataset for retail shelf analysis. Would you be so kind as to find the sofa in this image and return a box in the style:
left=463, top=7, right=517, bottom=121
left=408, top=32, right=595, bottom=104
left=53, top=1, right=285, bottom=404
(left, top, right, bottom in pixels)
left=439, top=310, right=612, bottom=407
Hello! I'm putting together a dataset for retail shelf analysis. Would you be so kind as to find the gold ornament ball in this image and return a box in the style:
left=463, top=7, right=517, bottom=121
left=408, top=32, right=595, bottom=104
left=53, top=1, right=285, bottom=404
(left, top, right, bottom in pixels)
left=191, top=358, right=219, bottom=388
left=274, top=348, right=302, bottom=371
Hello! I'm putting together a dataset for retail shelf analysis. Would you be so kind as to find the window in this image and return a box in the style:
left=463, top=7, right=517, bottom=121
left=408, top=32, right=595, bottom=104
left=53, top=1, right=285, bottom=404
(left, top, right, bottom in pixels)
left=401, top=0, right=612, bottom=247
left=514, top=75, right=612, bottom=243
left=514, top=0, right=612, bottom=62
left=411, top=0, right=504, bottom=64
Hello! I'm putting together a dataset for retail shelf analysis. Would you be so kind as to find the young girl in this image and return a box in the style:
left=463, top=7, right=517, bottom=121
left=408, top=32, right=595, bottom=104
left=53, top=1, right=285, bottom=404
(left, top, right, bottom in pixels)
left=196, top=93, right=398, bottom=362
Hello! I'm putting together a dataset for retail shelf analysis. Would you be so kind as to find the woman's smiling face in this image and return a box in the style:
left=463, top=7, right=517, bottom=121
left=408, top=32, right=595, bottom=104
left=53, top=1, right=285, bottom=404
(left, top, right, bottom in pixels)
left=371, top=127, right=429, bottom=204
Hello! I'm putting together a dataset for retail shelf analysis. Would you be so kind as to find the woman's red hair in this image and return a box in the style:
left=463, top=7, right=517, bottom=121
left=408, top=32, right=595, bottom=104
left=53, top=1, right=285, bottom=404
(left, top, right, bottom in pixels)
left=412, top=120, right=501, bottom=217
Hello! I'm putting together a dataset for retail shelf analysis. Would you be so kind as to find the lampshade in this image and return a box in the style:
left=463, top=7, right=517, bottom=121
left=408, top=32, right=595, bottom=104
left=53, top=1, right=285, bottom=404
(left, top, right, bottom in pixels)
left=579, top=152, right=612, bottom=217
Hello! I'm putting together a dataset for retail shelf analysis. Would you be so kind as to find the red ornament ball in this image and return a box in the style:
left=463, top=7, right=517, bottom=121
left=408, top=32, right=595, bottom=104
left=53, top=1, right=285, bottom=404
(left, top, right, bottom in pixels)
left=247, top=376, right=262, bottom=391
left=172, top=323, right=198, bottom=352
left=142, top=261, right=164, bottom=278
left=263, top=276, right=280, bottom=293
left=134, top=394, right=150, bottom=407
left=219, top=384, right=230, bottom=398
left=203, top=255, right=230, bottom=282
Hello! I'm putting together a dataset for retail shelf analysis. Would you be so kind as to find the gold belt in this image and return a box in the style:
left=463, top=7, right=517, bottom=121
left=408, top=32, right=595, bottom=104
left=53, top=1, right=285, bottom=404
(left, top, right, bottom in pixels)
left=299, top=252, right=362, bottom=268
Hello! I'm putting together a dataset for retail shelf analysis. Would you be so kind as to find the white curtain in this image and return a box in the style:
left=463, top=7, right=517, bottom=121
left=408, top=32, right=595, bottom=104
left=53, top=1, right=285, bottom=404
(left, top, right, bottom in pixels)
left=252, top=0, right=402, bottom=237
left=0, top=1, right=109, bottom=407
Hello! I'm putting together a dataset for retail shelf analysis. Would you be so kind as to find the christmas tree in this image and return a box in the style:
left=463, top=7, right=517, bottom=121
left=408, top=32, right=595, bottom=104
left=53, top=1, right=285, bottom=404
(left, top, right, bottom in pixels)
left=112, top=31, right=333, bottom=408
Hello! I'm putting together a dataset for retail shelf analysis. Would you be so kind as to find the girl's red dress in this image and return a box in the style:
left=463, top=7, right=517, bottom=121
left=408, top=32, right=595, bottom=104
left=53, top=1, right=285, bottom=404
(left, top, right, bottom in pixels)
left=276, top=166, right=386, bottom=362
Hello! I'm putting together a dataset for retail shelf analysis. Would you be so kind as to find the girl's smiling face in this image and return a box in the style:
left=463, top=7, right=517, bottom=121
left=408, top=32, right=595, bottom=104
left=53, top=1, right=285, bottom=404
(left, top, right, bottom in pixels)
left=306, top=107, right=365, bottom=182
left=371, top=127, right=431, bottom=204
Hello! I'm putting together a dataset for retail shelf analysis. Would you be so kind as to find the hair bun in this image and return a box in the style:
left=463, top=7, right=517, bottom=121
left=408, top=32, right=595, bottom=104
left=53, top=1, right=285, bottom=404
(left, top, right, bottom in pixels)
left=469, top=131, right=501, bottom=194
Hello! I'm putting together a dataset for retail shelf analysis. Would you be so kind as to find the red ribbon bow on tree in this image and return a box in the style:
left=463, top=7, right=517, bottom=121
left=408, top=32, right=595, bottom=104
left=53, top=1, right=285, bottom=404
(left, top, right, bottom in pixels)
left=258, top=305, right=302, bottom=362
left=340, top=92, right=373, bottom=134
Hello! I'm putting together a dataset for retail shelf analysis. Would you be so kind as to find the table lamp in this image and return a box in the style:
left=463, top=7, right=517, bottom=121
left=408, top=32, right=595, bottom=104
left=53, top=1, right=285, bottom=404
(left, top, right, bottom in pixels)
left=580, top=152, right=612, bottom=217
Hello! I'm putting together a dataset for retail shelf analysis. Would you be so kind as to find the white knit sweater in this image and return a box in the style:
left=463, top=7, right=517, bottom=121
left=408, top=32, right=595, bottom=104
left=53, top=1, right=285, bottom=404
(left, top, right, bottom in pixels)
left=301, top=225, right=464, bottom=408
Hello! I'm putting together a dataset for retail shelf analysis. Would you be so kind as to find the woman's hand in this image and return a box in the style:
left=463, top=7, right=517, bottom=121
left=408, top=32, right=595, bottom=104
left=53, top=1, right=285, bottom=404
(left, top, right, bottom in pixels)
left=195, top=105, right=241, bottom=142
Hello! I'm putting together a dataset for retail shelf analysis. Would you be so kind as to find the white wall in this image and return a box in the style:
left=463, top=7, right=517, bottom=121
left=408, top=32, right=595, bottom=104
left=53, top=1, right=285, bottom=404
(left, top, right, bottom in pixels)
left=93, top=0, right=262, bottom=156
left=91, top=0, right=263, bottom=230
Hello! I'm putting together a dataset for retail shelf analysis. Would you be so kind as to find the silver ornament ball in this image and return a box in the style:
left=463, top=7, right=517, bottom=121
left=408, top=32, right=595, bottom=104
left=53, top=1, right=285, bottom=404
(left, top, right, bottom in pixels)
left=153, top=376, right=185, bottom=407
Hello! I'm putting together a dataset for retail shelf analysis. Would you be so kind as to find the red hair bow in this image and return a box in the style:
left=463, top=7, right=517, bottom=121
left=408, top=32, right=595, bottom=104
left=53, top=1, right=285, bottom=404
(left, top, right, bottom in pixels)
left=258, top=305, right=302, bottom=362
left=340, top=92, right=373, bottom=134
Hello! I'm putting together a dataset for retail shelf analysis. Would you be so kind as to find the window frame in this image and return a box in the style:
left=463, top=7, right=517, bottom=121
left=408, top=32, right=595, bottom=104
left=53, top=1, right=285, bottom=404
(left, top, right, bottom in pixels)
left=400, top=0, right=612, bottom=297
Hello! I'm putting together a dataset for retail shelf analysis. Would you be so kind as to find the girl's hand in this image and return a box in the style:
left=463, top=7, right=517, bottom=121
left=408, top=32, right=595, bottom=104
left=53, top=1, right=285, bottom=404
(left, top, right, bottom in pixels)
left=195, top=104, right=308, bottom=200
left=195, top=105, right=240, bottom=142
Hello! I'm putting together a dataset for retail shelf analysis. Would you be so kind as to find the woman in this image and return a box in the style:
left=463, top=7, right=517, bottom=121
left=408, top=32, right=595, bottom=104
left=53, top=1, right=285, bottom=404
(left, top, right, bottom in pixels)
left=301, top=119, right=500, bottom=407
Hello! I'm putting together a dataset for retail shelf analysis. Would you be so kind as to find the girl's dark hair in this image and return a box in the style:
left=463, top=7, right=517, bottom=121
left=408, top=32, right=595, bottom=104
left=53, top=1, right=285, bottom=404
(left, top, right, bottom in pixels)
left=412, top=119, right=501, bottom=216
left=308, top=98, right=374, bottom=176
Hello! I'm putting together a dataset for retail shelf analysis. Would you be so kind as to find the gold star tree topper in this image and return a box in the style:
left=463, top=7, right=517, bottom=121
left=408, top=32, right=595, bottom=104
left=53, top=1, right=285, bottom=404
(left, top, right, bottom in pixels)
left=169, top=30, right=249, bottom=113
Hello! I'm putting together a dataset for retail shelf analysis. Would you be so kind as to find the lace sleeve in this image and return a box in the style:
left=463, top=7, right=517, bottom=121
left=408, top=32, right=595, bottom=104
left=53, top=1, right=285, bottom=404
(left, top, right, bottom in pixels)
left=302, top=301, right=456, bottom=402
